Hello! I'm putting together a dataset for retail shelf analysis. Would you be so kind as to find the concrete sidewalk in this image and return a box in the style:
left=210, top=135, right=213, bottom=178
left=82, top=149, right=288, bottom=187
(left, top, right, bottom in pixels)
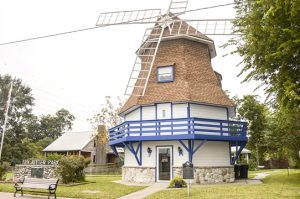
left=0, top=192, right=75, bottom=199
left=118, top=182, right=169, bottom=199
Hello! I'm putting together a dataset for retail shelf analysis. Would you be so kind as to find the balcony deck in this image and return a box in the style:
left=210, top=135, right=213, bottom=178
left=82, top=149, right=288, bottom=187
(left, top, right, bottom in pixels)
left=109, top=117, right=247, bottom=146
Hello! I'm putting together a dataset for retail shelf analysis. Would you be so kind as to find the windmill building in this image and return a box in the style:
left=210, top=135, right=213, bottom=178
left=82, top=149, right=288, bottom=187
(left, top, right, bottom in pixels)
left=104, top=1, right=248, bottom=184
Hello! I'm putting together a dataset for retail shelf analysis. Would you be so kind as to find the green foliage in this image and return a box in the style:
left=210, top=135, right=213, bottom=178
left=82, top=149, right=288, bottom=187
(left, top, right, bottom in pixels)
left=169, top=176, right=187, bottom=188
left=27, top=109, right=75, bottom=141
left=21, top=138, right=43, bottom=159
left=0, top=162, right=11, bottom=180
left=248, top=159, right=258, bottom=171
left=0, top=74, right=75, bottom=164
left=270, top=107, right=300, bottom=164
left=0, top=75, right=34, bottom=164
left=46, top=153, right=63, bottom=161
left=227, top=0, right=300, bottom=109
left=56, top=155, right=90, bottom=184
left=89, top=96, right=124, bottom=164
left=36, top=137, right=54, bottom=149
left=234, top=95, right=270, bottom=164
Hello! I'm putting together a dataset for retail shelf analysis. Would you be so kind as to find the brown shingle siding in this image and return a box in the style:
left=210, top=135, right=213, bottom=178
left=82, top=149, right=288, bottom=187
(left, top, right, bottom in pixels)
left=121, top=38, right=234, bottom=114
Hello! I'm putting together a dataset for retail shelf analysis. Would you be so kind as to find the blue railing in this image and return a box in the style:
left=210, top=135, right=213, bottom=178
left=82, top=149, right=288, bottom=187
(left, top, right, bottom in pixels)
left=108, top=117, right=247, bottom=144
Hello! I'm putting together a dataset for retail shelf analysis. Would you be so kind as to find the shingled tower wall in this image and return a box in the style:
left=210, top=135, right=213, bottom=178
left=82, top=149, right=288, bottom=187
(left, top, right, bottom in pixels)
left=121, top=37, right=234, bottom=113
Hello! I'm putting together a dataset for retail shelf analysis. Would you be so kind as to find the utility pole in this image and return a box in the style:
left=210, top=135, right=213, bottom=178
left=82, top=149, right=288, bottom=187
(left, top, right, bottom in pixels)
left=0, top=81, right=13, bottom=161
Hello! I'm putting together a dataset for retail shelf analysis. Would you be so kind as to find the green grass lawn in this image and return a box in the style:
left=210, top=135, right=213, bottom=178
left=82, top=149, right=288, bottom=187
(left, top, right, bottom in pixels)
left=146, top=169, right=300, bottom=199
left=0, top=175, right=146, bottom=199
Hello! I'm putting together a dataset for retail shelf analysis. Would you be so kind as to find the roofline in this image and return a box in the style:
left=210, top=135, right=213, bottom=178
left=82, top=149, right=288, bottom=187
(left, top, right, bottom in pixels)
left=136, top=35, right=216, bottom=59
left=43, top=131, right=97, bottom=152
left=160, top=35, right=216, bottom=58
left=43, top=149, right=94, bottom=152
left=43, top=149, right=81, bottom=152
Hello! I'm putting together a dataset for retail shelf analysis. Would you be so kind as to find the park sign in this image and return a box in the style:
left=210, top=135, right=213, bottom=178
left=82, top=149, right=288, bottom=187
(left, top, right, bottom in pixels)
left=183, top=161, right=194, bottom=179
left=22, top=159, right=59, bottom=165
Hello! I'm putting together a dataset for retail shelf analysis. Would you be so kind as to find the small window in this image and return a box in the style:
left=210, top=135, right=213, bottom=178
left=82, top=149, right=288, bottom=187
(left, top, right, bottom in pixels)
left=157, top=66, right=174, bottom=83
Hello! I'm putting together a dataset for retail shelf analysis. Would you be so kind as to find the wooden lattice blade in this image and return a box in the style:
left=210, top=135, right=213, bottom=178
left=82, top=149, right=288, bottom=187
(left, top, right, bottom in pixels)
left=96, top=9, right=161, bottom=26
left=169, top=19, right=237, bottom=35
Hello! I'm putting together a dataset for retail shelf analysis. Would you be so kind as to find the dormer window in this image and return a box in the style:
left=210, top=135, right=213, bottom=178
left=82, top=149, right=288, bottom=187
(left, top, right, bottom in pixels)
left=157, top=65, right=174, bottom=83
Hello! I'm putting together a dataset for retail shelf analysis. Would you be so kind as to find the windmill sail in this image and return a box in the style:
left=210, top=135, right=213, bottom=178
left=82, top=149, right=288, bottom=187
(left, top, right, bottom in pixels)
left=96, top=9, right=161, bottom=26
left=169, top=0, right=189, bottom=15
left=170, top=19, right=235, bottom=35
left=94, top=0, right=239, bottom=97
left=125, top=26, right=164, bottom=96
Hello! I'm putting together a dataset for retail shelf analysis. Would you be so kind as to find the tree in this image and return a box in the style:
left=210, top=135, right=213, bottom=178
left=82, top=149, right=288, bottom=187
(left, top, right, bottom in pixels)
left=0, top=75, right=35, bottom=164
left=89, top=96, right=123, bottom=164
left=90, top=96, right=123, bottom=130
left=235, top=95, right=269, bottom=164
left=89, top=96, right=123, bottom=143
left=227, top=0, right=300, bottom=167
left=0, top=75, right=34, bottom=142
left=31, top=109, right=75, bottom=141
left=272, top=107, right=300, bottom=166
left=0, top=74, right=76, bottom=164
left=227, top=0, right=300, bottom=109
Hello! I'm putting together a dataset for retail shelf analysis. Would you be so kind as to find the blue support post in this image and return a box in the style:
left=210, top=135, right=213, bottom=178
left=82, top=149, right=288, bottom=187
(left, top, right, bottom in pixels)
left=123, top=141, right=142, bottom=166
left=188, top=140, right=192, bottom=162
left=232, top=142, right=246, bottom=164
left=229, top=141, right=233, bottom=165
left=187, top=103, right=191, bottom=134
left=111, top=145, right=119, bottom=157
left=127, top=123, right=130, bottom=136
left=235, top=141, right=238, bottom=164
left=220, top=122, right=223, bottom=136
left=179, top=140, right=207, bottom=162
left=178, top=140, right=189, bottom=152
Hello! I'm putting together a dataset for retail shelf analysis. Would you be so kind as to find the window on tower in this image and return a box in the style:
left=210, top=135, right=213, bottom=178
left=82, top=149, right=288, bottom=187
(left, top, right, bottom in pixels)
left=157, top=65, right=174, bottom=83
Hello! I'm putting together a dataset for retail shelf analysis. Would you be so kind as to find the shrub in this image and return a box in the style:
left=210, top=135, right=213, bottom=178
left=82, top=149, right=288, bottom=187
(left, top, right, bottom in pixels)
left=56, top=155, right=90, bottom=184
left=46, top=153, right=63, bottom=161
left=169, top=176, right=186, bottom=188
left=248, top=159, right=258, bottom=171
left=0, top=162, right=11, bottom=180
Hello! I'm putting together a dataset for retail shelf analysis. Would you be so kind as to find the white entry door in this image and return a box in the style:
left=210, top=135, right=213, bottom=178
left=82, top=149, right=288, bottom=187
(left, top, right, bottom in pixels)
left=156, top=146, right=172, bottom=182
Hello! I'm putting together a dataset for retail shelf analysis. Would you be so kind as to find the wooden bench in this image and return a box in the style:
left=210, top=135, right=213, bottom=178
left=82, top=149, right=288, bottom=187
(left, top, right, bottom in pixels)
left=14, top=177, right=59, bottom=199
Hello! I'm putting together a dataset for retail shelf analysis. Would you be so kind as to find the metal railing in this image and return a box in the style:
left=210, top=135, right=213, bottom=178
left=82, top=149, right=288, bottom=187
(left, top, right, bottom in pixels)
left=109, top=117, right=247, bottom=143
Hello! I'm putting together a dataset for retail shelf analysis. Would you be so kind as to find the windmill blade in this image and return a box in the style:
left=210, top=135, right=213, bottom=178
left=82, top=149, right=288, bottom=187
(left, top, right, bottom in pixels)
left=169, top=0, right=189, bottom=15
left=125, top=25, right=164, bottom=96
left=96, top=9, right=161, bottom=26
left=169, top=19, right=236, bottom=35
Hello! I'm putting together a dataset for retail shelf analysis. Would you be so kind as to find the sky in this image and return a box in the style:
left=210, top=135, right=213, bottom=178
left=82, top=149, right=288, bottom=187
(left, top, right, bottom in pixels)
left=0, top=0, right=266, bottom=132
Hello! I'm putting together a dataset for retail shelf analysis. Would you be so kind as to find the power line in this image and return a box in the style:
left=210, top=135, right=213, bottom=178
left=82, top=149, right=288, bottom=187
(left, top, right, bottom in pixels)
left=180, top=2, right=236, bottom=15
left=33, top=93, right=93, bottom=116
left=0, top=26, right=101, bottom=46
left=0, top=2, right=238, bottom=46
left=33, top=106, right=91, bottom=122
left=31, top=86, right=100, bottom=111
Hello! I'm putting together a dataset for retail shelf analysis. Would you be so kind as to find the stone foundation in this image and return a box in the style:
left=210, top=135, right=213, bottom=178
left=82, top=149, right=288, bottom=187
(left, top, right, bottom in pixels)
left=14, top=165, right=58, bottom=181
left=174, top=166, right=234, bottom=184
left=122, top=166, right=234, bottom=184
left=122, top=166, right=155, bottom=183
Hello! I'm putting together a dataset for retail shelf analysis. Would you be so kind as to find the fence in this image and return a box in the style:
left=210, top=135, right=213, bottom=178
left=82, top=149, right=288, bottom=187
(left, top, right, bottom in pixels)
left=84, top=163, right=122, bottom=175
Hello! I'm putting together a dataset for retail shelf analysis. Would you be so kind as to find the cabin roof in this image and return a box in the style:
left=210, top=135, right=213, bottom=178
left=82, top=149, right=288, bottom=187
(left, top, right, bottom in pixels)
left=43, top=131, right=96, bottom=152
